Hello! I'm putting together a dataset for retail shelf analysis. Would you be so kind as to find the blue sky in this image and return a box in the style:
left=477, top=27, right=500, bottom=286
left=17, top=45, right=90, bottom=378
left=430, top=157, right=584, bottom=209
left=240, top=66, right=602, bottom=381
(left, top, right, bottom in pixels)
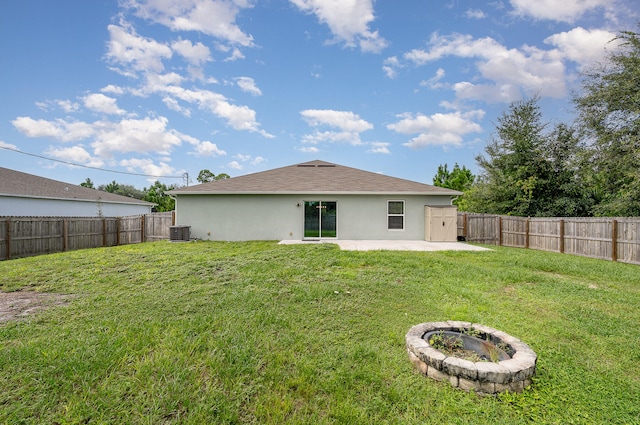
left=1, top=0, right=637, bottom=189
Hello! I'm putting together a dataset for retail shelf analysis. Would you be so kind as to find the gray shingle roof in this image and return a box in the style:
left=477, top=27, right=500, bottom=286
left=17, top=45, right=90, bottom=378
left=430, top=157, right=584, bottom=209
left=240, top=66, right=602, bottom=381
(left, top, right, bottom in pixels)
left=0, top=167, right=154, bottom=205
left=169, top=160, right=461, bottom=195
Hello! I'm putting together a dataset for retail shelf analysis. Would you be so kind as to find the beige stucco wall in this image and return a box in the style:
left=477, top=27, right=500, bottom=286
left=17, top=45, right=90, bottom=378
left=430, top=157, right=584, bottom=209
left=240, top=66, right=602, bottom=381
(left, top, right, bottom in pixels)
left=175, top=193, right=454, bottom=241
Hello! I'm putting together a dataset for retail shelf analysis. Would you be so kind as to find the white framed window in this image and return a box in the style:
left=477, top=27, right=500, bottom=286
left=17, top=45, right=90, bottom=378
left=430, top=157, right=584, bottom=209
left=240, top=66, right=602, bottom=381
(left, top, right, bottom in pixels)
left=387, top=200, right=405, bottom=230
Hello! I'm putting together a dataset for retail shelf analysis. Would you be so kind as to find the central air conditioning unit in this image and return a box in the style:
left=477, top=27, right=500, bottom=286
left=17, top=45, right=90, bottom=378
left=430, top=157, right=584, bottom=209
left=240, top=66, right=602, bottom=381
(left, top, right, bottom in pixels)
left=169, top=225, right=190, bottom=242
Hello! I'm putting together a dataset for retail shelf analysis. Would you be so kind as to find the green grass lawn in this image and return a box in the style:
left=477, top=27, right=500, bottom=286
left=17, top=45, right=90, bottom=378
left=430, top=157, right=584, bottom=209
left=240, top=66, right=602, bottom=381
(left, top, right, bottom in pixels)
left=1, top=241, right=639, bottom=424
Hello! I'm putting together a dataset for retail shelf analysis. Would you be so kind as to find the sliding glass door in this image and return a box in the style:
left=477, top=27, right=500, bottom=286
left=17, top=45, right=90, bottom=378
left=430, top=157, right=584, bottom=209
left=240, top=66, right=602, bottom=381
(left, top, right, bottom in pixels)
left=304, top=201, right=337, bottom=238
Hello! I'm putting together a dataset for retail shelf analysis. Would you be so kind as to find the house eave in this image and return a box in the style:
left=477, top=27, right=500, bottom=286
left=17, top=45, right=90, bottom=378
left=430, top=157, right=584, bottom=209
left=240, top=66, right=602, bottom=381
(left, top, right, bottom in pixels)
left=0, top=192, right=154, bottom=207
left=168, top=190, right=462, bottom=196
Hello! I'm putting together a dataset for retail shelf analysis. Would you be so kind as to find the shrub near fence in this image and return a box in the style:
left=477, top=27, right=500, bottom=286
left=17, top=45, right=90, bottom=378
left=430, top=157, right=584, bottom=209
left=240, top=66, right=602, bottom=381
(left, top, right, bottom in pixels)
left=459, top=213, right=640, bottom=265
left=0, top=212, right=174, bottom=261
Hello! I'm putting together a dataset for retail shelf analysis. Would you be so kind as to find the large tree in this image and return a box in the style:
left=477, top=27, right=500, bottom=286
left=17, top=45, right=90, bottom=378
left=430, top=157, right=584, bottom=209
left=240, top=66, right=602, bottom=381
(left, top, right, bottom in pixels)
left=574, top=28, right=640, bottom=216
left=98, top=181, right=145, bottom=200
left=467, top=97, right=593, bottom=216
left=197, top=169, right=231, bottom=184
left=468, top=97, right=548, bottom=216
left=433, top=163, right=475, bottom=192
left=144, top=181, right=176, bottom=212
left=80, top=178, right=94, bottom=189
left=197, top=169, right=216, bottom=183
left=433, top=163, right=475, bottom=210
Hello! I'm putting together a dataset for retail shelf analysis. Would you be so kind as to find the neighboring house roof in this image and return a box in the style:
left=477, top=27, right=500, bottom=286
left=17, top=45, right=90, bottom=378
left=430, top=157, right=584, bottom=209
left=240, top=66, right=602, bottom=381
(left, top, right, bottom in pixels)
left=169, top=160, right=462, bottom=196
left=0, top=167, right=153, bottom=206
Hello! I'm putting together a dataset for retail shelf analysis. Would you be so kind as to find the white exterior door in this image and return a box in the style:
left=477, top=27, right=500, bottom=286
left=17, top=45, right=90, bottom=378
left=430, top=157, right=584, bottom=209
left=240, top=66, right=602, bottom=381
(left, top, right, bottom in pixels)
left=425, top=206, right=457, bottom=242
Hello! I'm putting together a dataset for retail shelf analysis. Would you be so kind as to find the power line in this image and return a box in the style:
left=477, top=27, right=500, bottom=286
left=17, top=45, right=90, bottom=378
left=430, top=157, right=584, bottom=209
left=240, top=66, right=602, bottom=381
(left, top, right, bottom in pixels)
left=0, top=145, right=184, bottom=179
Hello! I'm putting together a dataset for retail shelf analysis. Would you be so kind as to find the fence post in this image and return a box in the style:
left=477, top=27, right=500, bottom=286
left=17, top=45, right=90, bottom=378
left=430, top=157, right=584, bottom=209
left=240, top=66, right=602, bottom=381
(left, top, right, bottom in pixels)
left=141, top=215, right=146, bottom=243
left=559, top=219, right=565, bottom=254
left=116, top=218, right=121, bottom=246
left=5, top=218, right=11, bottom=260
left=612, top=219, right=618, bottom=262
left=102, top=218, right=107, bottom=247
left=172, top=210, right=176, bottom=226
left=463, top=213, right=468, bottom=239
left=63, top=219, right=68, bottom=252
left=525, top=218, right=530, bottom=249
left=498, top=216, right=503, bottom=246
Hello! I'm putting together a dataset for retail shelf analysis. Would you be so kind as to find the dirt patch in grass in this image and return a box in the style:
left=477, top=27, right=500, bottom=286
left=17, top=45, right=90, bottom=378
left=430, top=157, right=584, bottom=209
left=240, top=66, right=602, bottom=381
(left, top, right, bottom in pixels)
left=0, top=291, right=70, bottom=323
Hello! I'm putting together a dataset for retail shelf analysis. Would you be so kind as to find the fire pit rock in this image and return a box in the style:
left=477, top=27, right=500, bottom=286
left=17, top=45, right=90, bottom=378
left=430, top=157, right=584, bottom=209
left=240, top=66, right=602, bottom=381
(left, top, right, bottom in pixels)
left=406, top=321, right=537, bottom=395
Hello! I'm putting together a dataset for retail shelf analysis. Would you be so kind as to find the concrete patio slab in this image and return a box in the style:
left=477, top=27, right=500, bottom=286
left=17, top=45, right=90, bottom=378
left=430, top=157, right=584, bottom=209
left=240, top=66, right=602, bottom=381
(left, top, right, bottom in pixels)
left=278, top=240, right=491, bottom=252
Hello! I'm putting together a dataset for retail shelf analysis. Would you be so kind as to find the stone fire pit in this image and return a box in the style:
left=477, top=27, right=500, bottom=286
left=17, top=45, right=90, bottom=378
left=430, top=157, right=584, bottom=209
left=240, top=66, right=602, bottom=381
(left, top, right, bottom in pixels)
left=406, top=321, right=537, bottom=395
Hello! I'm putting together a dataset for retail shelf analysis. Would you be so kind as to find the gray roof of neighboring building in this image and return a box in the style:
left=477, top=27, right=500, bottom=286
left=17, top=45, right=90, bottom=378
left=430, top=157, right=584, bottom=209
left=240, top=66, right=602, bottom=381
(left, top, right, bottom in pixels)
left=0, top=167, right=154, bottom=206
left=169, top=160, right=461, bottom=196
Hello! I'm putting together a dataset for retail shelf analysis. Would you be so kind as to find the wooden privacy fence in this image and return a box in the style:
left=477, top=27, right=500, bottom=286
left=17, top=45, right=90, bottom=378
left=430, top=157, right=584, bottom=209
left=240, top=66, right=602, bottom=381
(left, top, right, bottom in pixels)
left=458, top=213, right=640, bottom=265
left=0, top=212, right=175, bottom=260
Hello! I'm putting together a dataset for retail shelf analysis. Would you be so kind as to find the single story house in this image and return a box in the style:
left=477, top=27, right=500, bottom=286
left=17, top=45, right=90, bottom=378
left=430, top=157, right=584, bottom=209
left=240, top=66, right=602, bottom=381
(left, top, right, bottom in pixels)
left=0, top=167, right=154, bottom=217
left=168, top=160, right=461, bottom=242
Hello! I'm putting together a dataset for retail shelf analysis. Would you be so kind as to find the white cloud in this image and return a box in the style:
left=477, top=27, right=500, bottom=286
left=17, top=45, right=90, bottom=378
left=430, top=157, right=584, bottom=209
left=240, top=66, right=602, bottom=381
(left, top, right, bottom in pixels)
left=544, top=27, right=617, bottom=68
left=57, top=100, right=80, bottom=113
left=13, top=115, right=198, bottom=160
left=191, top=140, right=226, bottom=157
left=234, top=153, right=251, bottom=162
left=382, top=56, right=401, bottom=79
left=91, top=117, right=183, bottom=157
left=302, top=130, right=364, bottom=145
left=223, top=47, right=245, bottom=61
left=300, top=109, right=373, bottom=132
left=106, top=22, right=172, bottom=75
left=139, top=73, right=272, bottom=137
left=0, top=140, right=18, bottom=150
left=403, top=33, right=567, bottom=102
left=228, top=160, right=243, bottom=170
left=509, top=0, right=612, bottom=23
left=44, top=145, right=105, bottom=168
left=465, top=9, right=486, bottom=19
left=101, top=85, right=126, bottom=95
left=35, top=100, right=80, bottom=113
left=162, top=96, right=192, bottom=117
left=83, top=93, right=126, bottom=115
left=171, top=38, right=212, bottom=65
left=235, top=76, right=262, bottom=96
left=233, top=154, right=265, bottom=165
left=124, top=0, right=254, bottom=47
left=120, top=158, right=179, bottom=178
left=300, top=109, right=373, bottom=146
left=420, top=68, right=446, bottom=89
left=12, top=117, right=96, bottom=141
left=368, top=142, right=390, bottom=154
left=289, top=0, right=388, bottom=53
left=299, top=146, right=320, bottom=153
left=387, top=110, right=484, bottom=149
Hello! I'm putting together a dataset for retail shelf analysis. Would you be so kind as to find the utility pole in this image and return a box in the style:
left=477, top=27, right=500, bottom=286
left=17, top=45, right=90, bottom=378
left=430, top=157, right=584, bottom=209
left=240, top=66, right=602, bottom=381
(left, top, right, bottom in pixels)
left=182, top=172, right=191, bottom=187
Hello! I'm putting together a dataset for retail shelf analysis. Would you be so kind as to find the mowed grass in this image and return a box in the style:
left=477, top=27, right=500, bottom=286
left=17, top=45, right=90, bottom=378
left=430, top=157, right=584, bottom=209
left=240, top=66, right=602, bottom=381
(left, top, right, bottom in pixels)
left=1, top=241, right=640, bottom=424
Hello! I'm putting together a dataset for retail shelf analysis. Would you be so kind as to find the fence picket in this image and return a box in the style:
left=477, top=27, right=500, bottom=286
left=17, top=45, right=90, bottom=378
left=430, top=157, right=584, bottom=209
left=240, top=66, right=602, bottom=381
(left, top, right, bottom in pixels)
left=459, top=213, right=640, bottom=265
left=0, top=212, right=174, bottom=260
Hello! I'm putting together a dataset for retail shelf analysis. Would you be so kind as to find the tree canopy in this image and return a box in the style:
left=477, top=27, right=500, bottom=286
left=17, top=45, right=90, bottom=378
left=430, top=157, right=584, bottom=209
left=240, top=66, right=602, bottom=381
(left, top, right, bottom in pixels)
left=462, top=27, right=640, bottom=217
left=197, top=169, right=231, bottom=184
left=433, top=163, right=475, bottom=192
left=432, top=163, right=475, bottom=210
left=144, top=181, right=177, bottom=212
left=80, top=178, right=94, bottom=189
left=466, top=97, right=594, bottom=216
left=574, top=28, right=640, bottom=216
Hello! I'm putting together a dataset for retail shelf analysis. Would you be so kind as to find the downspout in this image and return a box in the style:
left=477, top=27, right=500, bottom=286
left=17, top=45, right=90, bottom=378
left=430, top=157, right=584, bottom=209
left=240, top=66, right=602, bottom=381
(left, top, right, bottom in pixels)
left=169, top=195, right=178, bottom=225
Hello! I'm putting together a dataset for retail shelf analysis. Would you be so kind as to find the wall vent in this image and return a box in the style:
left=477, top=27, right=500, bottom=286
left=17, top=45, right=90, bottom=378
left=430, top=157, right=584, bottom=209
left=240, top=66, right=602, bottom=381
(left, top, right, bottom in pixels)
left=170, top=225, right=191, bottom=242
